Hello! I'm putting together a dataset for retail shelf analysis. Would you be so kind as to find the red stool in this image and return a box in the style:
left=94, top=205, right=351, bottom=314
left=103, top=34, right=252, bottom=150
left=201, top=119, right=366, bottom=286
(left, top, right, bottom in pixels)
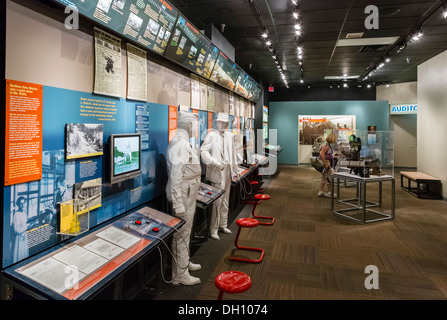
left=229, top=218, right=264, bottom=263
left=251, top=194, right=274, bottom=226
left=215, top=271, right=252, bottom=300
left=250, top=180, right=265, bottom=193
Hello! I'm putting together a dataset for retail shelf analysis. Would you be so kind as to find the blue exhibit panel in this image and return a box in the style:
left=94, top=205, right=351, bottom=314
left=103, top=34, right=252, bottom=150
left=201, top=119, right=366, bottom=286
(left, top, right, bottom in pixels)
left=3, top=86, right=169, bottom=269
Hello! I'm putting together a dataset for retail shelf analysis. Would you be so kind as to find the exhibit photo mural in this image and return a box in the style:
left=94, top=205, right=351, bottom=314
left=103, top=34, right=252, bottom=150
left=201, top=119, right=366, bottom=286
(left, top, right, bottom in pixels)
left=2, top=84, right=168, bottom=268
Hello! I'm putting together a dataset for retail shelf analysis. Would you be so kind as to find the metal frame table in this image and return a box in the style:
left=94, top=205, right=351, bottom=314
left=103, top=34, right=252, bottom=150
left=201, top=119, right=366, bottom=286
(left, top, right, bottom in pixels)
left=331, top=172, right=395, bottom=224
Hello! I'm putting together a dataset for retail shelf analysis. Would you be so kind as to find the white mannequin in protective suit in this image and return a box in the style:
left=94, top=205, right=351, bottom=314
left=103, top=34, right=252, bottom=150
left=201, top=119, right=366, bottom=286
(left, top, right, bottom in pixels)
left=200, top=113, right=239, bottom=240
left=166, top=111, right=201, bottom=286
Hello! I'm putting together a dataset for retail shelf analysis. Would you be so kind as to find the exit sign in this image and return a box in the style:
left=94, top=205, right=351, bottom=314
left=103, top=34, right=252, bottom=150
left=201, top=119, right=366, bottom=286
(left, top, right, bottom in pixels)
left=268, top=86, right=274, bottom=92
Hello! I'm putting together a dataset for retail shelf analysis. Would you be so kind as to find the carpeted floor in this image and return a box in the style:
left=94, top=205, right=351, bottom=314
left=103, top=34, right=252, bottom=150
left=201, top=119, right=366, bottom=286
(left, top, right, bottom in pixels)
left=141, top=165, right=447, bottom=300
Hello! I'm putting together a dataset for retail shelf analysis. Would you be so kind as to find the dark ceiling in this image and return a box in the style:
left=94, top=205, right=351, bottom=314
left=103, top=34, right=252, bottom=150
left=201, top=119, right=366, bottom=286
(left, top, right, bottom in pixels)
left=168, top=0, right=447, bottom=88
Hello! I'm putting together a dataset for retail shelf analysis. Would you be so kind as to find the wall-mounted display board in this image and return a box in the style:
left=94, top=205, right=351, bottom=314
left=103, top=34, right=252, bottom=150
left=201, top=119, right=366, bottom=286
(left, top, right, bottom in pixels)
left=55, top=0, right=179, bottom=55
left=164, top=15, right=219, bottom=79
left=234, top=67, right=262, bottom=103
left=234, top=67, right=250, bottom=99
left=249, top=82, right=263, bottom=103
left=2, top=83, right=169, bottom=269
left=252, top=84, right=263, bottom=103
left=209, top=51, right=240, bottom=92
left=5, top=80, right=43, bottom=186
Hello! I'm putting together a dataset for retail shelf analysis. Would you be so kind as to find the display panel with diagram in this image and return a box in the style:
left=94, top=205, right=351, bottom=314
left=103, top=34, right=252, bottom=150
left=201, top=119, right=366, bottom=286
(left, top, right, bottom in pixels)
left=164, top=15, right=219, bottom=79
left=55, top=0, right=178, bottom=55
left=209, top=51, right=239, bottom=91
left=331, top=129, right=394, bottom=178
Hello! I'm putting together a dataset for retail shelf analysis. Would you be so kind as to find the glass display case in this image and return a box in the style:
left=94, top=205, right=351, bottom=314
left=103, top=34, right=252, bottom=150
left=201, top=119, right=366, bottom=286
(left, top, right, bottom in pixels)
left=332, top=129, right=394, bottom=178
left=57, top=199, right=90, bottom=236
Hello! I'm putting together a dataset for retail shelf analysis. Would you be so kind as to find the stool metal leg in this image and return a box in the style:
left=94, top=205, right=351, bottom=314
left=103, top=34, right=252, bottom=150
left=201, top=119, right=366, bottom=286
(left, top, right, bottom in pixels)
left=229, top=227, right=264, bottom=263
left=251, top=200, right=275, bottom=226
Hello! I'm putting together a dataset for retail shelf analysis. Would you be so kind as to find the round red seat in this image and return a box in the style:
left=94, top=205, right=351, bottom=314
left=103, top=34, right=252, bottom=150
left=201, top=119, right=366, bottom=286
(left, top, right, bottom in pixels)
left=236, top=218, right=259, bottom=228
left=254, top=194, right=271, bottom=201
left=215, top=271, right=252, bottom=299
left=250, top=180, right=259, bottom=185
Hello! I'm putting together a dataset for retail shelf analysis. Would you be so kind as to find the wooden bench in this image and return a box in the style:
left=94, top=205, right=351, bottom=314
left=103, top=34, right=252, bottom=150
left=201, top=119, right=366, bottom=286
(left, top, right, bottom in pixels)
left=400, top=171, right=442, bottom=199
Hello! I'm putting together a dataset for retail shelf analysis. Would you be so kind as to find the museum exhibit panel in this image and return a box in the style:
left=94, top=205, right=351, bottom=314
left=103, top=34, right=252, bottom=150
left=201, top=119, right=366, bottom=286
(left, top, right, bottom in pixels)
left=3, top=0, right=447, bottom=304
left=1, top=0, right=268, bottom=300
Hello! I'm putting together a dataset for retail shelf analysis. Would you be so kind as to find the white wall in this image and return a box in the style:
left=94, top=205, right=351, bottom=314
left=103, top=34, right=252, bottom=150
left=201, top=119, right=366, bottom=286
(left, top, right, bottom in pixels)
left=418, top=51, right=447, bottom=198
left=377, top=82, right=417, bottom=168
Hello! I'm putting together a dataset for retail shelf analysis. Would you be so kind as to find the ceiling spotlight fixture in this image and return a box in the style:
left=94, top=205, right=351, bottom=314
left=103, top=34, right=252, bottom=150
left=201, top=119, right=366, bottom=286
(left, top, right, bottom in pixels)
left=443, top=8, right=447, bottom=18
left=367, top=84, right=372, bottom=88
left=343, top=83, right=348, bottom=88
left=266, top=40, right=272, bottom=46
left=396, top=41, right=407, bottom=54
left=261, top=31, right=268, bottom=38
left=385, top=57, right=391, bottom=63
left=291, top=0, right=298, bottom=6
left=293, top=12, right=299, bottom=19
left=410, top=28, right=423, bottom=42
left=294, top=23, right=301, bottom=30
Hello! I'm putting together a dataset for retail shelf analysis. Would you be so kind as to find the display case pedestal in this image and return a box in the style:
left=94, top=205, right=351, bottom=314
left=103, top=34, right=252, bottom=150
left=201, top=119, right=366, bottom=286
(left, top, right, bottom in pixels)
left=331, top=172, right=395, bottom=224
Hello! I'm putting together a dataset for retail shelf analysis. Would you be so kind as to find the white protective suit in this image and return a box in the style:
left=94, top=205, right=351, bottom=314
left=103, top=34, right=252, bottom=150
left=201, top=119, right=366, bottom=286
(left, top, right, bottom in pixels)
left=200, top=114, right=239, bottom=238
left=166, top=112, right=201, bottom=285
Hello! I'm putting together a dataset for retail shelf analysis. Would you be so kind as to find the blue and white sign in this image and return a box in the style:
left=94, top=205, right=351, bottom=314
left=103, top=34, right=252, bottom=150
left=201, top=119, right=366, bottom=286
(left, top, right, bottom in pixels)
left=390, top=104, right=418, bottom=115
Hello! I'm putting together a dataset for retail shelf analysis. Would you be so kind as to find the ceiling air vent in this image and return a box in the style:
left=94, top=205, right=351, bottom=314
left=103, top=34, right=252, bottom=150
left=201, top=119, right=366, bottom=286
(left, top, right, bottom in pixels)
left=359, top=45, right=389, bottom=53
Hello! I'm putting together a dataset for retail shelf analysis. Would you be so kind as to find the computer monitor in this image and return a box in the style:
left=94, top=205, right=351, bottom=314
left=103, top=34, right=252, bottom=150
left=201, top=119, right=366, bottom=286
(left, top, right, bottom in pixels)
left=108, top=133, right=142, bottom=184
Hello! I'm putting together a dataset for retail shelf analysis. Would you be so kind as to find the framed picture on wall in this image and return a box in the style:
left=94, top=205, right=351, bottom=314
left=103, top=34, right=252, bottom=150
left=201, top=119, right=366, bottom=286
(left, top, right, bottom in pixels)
left=66, top=123, right=104, bottom=160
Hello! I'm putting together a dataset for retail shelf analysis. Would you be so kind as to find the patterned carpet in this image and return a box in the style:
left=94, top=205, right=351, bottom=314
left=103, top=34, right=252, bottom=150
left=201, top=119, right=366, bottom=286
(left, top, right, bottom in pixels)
left=151, top=165, right=447, bottom=300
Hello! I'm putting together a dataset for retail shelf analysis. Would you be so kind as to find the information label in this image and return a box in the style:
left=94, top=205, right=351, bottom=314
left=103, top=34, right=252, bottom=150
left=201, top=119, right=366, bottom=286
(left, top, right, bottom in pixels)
left=5, top=80, right=43, bottom=186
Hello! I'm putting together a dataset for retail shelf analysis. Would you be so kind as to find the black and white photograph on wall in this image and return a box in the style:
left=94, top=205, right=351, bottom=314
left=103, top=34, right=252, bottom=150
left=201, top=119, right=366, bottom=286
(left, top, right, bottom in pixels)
left=126, top=12, right=143, bottom=31
left=97, top=0, right=112, bottom=13
left=147, top=18, right=160, bottom=35
left=73, top=178, right=102, bottom=214
left=66, top=123, right=104, bottom=160
left=5, top=149, right=74, bottom=266
left=112, top=0, right=126, bottom=11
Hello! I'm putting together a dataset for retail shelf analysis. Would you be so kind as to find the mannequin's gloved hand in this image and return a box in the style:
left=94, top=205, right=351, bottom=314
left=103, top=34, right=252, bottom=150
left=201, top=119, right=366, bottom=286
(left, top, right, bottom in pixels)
left=174, top=208, right=186, bottom=218
left=215, top=162, right=224, bottom=171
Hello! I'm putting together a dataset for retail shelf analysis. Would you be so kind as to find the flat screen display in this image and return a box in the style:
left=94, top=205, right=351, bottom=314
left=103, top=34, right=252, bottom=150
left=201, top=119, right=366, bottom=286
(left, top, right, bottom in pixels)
left=164, top=15, right=219, bottom=79
left=109, top=133, right=141, bottom=183
left=56, top=0, right=178, bottom=55
left=209, top=51, right=240, bottom=91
